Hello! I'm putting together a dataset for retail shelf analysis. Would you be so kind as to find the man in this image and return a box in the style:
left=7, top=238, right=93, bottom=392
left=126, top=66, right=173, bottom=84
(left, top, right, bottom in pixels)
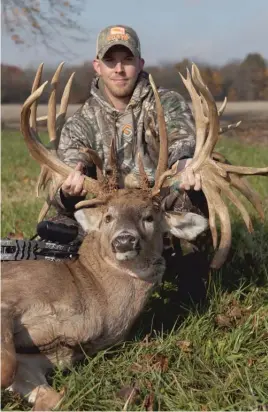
left=54, top=24, right=203, bottom=214
left=47, top=24, right=210, bottom=305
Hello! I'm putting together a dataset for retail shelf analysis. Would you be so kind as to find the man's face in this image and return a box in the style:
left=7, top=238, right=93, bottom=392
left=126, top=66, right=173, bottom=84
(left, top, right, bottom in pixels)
left=93, top=46, right=144, bottom=98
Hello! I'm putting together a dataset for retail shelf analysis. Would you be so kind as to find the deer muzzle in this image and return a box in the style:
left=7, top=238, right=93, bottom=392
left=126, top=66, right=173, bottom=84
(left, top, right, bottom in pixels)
left=111, top=231, right=140, bottom=261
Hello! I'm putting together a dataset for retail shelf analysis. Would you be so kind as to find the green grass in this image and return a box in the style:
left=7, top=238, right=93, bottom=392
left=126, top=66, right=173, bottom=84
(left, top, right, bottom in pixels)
left=1, top=131, right=268, bottom=411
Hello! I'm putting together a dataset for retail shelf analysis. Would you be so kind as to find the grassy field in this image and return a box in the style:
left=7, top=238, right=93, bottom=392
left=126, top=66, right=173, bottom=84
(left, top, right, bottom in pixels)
left=1, top=131, right=268, bottom=411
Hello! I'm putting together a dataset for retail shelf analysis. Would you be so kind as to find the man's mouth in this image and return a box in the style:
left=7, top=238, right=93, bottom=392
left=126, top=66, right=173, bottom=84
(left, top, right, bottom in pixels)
left=112, top=78, right=128, bottom=84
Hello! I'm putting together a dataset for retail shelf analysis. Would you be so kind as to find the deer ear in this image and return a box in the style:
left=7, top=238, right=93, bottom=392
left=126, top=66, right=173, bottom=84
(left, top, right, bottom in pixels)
left=163, top=212, right=208, bottom=241
left=74, top=209, right=103, bottom=233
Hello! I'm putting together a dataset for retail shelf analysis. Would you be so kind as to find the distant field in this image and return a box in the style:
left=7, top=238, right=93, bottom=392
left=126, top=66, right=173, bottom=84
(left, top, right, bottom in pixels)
left=2, top=101, right=268, bottom=129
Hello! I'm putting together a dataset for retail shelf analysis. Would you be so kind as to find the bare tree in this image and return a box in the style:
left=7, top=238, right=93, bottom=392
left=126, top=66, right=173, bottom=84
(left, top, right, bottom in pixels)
left=1, top=0, right=88, bottom=57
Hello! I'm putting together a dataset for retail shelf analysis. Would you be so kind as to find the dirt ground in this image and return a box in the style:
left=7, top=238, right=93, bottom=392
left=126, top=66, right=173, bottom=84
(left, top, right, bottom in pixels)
left=1, top=101, right=268, bottom=145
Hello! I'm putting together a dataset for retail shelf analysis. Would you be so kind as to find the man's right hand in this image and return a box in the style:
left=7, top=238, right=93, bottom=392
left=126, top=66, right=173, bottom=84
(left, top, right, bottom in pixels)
left=61, top=162, right=88, bottom=198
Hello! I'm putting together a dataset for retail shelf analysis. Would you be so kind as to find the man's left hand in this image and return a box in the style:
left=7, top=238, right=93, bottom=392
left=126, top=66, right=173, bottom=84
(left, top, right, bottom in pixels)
left=177, top=158, right=201, bottom=191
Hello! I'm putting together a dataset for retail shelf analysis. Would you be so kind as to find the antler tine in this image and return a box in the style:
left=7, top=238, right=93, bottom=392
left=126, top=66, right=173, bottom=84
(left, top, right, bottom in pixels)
left=30, top=62, right=44, bottom=132
left=179, top=68, right=208, bottom=157
left=218, top=97, right=227, bottom=117
left=108, top=137, right=119, bottom=190
left=48, top=61, right=65, bottom=149
left=191, top=64, right=220, bottom=164
left=219, top=121, right=242, bottom=134
left=212, top=152, right=265, bottom=220
left=21, top=82, right=100, bottom=196
left=149, top=74, right=168, bottom=195
left=218, top=163, right=268, bottom=176
left=56, top=71, right=75, bottom=138
left=202, top=181, right=232, bottom=269
left=137, top=153, right=150, bottom=190
left=36, top=62, right=64, bottom=200
left=75, top=197, right=108, bottom=210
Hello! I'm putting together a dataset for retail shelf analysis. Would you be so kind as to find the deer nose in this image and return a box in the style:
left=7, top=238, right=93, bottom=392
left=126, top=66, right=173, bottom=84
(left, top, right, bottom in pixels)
left=112, top=233, right=140, bottom=253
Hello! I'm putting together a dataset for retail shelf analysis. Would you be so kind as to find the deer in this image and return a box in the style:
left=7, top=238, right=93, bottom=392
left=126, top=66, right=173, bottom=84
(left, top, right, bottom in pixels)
left=1, top=63, right=268, bottom=411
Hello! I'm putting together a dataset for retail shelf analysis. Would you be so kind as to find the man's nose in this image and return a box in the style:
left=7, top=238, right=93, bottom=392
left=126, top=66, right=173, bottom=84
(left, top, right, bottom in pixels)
left=114, top=62, right=124, bottom=72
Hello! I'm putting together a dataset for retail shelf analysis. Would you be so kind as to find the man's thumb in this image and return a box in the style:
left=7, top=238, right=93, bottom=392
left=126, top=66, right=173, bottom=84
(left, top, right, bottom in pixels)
left=75, top=162, right=84, bottom=172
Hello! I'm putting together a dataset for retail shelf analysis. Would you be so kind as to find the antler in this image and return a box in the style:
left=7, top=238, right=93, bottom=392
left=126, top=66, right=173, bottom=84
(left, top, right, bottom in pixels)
left=31, top=62, right=77, bottom=221
left=161, top=64, right=268, bottom=268
left=21, top=64, right=102, bottom=222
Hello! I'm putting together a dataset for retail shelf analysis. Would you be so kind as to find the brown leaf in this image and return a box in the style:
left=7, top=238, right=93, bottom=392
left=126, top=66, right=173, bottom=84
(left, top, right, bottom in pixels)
left=247, top=358, right=256, bottom=367
left=7, top=231, right=24, bottom=240
left=215, top=314, right=232, bottom=328
left=227, top=306, right=242, bottom=319
left=144, top=392, right=154, bottom=411
left=177, top=340, right=193, bottom=352
left=130, top=353, right=169, bottom=373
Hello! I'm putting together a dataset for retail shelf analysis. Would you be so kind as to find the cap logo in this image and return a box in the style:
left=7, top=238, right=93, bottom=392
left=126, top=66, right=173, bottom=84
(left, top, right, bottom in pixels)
left=110, top=27, right=126, bottom=35
left=107, top=33, right=130, bottom=42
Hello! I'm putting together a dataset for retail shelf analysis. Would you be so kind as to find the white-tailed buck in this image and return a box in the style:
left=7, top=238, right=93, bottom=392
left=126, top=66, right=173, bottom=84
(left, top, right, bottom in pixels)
left=1, top=63, right=267, bottom=410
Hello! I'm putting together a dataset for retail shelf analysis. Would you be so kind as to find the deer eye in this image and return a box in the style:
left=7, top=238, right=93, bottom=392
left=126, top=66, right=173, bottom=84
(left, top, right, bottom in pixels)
left=104, top=214, right=113, bottom=223
left=143, top=215, right=154, bottom=223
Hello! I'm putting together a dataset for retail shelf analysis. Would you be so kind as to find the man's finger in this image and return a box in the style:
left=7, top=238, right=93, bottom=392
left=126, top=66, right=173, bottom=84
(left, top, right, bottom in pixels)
left=194, top=173, right=202, bottom=191
left=81, top=189, right=88, bottom=197
left=186, top=168, right=196, bottom=187
left=72, top=175, right=86, bottom=196
left=75, top=162, right=85, bottom=173
left=180, top=172, right=190, bottom=190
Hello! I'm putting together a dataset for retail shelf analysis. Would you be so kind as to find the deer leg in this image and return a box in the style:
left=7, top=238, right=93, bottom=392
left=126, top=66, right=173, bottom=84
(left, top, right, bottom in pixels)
left=6, top=353, right=65, bottom=411
left=1, top=304, right=17, bottom=388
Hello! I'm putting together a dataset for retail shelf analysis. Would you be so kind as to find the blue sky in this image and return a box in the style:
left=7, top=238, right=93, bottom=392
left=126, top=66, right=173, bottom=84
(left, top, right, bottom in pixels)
left=2, top=0, right=268, bottom=68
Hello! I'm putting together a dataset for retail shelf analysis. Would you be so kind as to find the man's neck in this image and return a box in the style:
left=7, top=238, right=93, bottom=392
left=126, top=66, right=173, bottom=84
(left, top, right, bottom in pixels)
left=104, top=85, right=130, bottom=112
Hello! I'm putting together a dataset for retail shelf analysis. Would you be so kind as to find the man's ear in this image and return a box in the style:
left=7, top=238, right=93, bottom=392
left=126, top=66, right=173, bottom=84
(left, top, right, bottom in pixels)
left=139, top=58, right=145, bottom=71
left=74, top=208, right=103, bottom=233
left=162, top=211, right=208, bottom=241
left=93, top=59, right=101, bottom=76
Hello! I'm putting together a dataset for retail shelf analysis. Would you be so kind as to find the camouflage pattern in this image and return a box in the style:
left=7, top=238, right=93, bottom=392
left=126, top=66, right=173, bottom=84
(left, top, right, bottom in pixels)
left=55, top=71, right=196, bottom=210
left=96, top=25, right=141, bottom=59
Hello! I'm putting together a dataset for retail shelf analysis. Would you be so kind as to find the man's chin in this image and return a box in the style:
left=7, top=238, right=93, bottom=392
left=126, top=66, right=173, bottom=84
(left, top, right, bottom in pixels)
left=111, top=86, right=132, bottom=98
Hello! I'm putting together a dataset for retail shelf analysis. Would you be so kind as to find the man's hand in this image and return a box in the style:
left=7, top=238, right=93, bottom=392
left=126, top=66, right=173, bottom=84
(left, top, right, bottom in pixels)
left=177, top=158, right=201, bottom=191
left=61, top=162, right=88, bottom=198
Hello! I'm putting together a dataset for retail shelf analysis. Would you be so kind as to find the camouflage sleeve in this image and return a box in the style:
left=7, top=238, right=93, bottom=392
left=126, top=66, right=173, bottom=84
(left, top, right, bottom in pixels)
left=159, top=90, right=196, bottom=168
left=57, top=110, right=96, bottom=168
left=52, top=111, right=97, bottom=213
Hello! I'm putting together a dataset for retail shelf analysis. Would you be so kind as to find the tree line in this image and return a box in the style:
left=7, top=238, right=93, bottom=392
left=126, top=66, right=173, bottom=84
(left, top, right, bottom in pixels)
left=2, top=53, right=268, bottom=104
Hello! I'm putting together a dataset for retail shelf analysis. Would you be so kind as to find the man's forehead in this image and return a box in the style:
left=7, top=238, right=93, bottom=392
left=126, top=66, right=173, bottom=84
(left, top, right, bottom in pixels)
left=102, top=45, right=134, bottom=58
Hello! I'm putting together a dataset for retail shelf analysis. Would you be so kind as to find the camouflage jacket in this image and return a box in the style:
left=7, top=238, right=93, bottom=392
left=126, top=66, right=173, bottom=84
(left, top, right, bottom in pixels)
left=55, top=71, right=196, bottom=212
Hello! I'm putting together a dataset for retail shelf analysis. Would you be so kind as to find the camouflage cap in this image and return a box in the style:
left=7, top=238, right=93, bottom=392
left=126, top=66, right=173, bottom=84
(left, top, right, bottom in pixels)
left=96, top=25, right=141, bottom=59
